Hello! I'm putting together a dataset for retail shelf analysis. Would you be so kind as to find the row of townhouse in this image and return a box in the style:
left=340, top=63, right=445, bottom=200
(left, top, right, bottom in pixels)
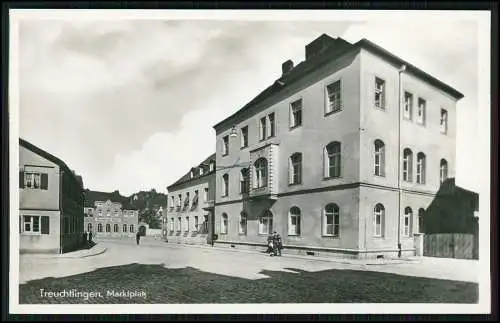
left=83, top=190, right=139, bottom=238
left=163, top=34, right=465, bottom=259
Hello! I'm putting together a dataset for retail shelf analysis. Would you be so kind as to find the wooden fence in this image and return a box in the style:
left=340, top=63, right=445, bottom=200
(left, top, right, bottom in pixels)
left=423, top=233, right=479, bottom=259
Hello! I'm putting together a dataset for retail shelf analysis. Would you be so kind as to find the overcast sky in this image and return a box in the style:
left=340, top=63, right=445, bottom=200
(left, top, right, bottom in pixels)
left=15, top=12, right=485, bottom=196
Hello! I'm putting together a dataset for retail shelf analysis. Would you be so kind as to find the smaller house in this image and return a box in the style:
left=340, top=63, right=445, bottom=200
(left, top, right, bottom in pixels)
left=421, top=178, right=479, bottom=259
left=423, top=178, right=479, bottom=234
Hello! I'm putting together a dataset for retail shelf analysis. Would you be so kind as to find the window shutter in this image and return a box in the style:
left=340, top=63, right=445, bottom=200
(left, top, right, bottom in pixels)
left=41, top=216, right=50, bottom=234
left=288, top=157, right=293, bottom=184
left=41, top=173, right=48, bottom=190
left=19, top=171, right=24, bottom=188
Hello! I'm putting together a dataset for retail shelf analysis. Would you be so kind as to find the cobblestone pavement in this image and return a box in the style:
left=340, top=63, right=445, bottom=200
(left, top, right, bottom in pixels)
left=18, top=237, right=479, bottom=304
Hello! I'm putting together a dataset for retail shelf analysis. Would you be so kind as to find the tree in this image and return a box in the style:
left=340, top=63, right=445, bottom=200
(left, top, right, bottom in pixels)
left=140, top=209, right=160, bottom=229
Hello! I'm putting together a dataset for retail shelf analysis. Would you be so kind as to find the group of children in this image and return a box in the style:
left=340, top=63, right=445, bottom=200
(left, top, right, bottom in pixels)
left=266, top=231, right=283, bottom=256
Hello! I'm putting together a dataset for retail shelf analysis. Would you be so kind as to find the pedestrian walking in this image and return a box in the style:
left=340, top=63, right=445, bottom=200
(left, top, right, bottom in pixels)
left=266, top=234, right=274, bottom=255
left=275, top=233, right=283, bottom=256
left=136, top=231, right=141, bottom=245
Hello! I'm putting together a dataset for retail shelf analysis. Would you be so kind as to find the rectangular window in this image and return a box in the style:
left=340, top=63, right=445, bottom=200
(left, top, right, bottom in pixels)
left=194, top=216, right=199, bottom=231
left=204, top=187, right=208, bottom=202
left=177, top=217, right=181, bottom=231
left=184, top=192, right=190, bottom=208
left=268, top=113, right=275, bottom=137
left=185, top=217, right=189, bottom=232
left=259, top=117, right=267, bottom=140
left=290, top=99, right=303, bottom=128
left=24, top=172, right=48, bottom=190
left=240, top=126, right=248, bottom=148
left=289, top=215, right=301, bottom=235
left=259, top=217, right=272, bottom=235
left=404, top=92, right=413, bottom=120
left=170, top=218, right=174, bottom=231
left=222, top=174, right=229, bottom=197
left=440, top=109, right=448, bottom=133
left=170, top=196, right=174, bottom=209
left=23, top=215, right=49, bottom=234
left=374, top=77, right=386, bottom=109
left=326, top=80, right=342, bottom=114
left=289, top=154, right=302, bottom=185
left=417, top=98, right=426, bottom=125
left=221, top=216, right=228, bottom=234
left=222, top=136, right=229, bottom=156
left=374, top=217, right=381, bottom=237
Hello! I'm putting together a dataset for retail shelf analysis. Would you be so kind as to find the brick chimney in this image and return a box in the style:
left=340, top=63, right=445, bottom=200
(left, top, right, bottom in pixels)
left=305, top=34, right=337, bottom=60
left=281, top=59, right=294, bottom=75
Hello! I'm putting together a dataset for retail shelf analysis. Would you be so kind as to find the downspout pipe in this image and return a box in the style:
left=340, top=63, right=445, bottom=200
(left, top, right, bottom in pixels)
left=397, top=64, right=406, bottom=258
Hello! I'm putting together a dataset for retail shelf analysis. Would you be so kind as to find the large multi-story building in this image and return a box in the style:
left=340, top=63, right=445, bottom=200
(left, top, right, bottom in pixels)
left=83, top=190, right=139, bottom=238
left=164, top=154, right=216, bottom=245
left=19, top=138, right=85, bottom=254
left=210, top=34, right=463, bottom=258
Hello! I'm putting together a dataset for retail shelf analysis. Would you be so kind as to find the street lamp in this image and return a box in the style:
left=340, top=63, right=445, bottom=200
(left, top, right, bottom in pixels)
left=397, top=64, right=406, bottom=258
left=229, top=125, right=238, bottom=138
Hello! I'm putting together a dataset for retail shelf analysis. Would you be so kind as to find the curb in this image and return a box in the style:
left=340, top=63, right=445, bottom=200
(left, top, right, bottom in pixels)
left=161, top=241, right=421, bottom=266
left=59, top=247, right=108, bottom=259
left=21, top=246, right=108, bottom=259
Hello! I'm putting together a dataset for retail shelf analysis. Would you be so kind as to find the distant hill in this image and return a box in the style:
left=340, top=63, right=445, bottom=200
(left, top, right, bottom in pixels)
left=127, top=189, right=168, bottom=229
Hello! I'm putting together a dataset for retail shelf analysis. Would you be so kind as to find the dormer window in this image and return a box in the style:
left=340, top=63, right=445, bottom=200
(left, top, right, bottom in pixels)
left=209, top=161, right=215, bottom=172
left=190, top=170, right=194, bottom=179
left=199, top=167, right=204, bottom=176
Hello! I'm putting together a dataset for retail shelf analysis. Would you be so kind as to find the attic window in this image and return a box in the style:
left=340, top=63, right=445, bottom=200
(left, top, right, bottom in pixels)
left=190, top=171, right=194, bottom=178
left=200, top=167, right=204, bottom=176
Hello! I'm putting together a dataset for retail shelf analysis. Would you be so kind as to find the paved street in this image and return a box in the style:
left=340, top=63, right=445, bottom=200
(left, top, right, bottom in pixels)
left=19, top=237, right=479, bottom=304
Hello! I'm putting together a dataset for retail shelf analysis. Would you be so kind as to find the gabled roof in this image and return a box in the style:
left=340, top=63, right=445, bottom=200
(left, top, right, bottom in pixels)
left=19, top=138, right=83, bottom=190
left=213, top=35, right=464, bottom=132
left=84, top=189, right=138, bottom=210
left=167, top=153, right=216, bottom=191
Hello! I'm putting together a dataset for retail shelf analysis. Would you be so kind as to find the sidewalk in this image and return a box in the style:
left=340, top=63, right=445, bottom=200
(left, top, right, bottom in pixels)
left=21, top=244, right=107, bottom=259
left=161, top=240, right=422, bottom=266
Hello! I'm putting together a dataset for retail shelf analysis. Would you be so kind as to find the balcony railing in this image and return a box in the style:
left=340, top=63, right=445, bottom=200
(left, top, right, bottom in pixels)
left=203, top=200, right=215, bottom=210
left=249, top=185, right=278, bottom=200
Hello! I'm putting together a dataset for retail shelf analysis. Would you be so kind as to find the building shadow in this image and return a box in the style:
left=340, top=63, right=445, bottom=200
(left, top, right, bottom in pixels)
left=19, top=263, right=478, bottom=304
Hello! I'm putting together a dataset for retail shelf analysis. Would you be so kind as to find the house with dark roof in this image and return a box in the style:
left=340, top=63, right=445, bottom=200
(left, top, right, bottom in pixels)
left=19, top=138, right=85, bottom=254
left=83, top=189, right=139, bottom=238
left=164, top=154, right=216, bottom=245
left=210, top=34, right=464, bottom=259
